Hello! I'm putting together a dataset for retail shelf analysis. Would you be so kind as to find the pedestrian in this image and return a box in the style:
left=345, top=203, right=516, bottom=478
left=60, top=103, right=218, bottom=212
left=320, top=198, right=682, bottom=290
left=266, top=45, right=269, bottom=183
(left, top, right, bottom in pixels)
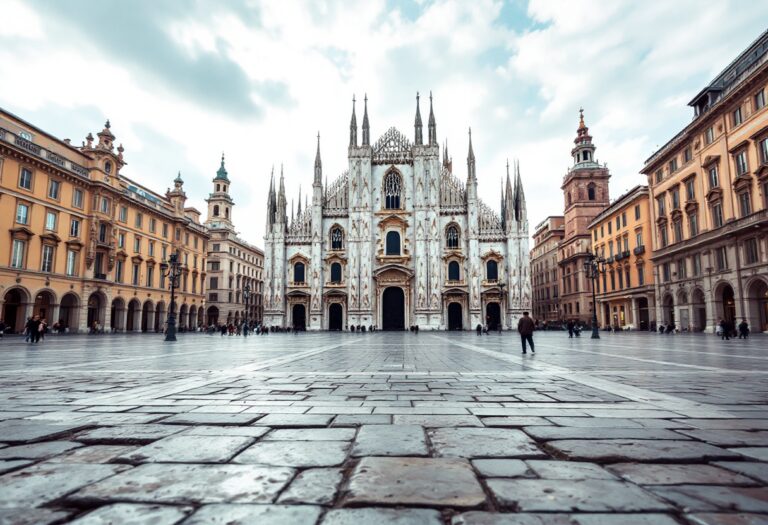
left=567, top=319, right=575, bottom=338
left=719, top=318, right=730, bottom=340
left=738, top=318, right=750, bottom=339
left=0, top=318, right=5, bottom=339
left=39, top=318, right=47, bottom=341
left=518, top=311, right=535, bottom=355
left=26, top=316, right=40, bottom=344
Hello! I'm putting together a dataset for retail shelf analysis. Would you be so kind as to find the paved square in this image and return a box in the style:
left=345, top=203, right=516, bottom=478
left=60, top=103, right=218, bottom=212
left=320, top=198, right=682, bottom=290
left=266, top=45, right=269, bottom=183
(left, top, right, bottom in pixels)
left=0, top=331, right=766, bottom=522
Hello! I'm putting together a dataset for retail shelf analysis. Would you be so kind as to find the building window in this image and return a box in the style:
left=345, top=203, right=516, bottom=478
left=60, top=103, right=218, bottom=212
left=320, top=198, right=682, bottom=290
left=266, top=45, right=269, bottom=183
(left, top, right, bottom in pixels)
left=637, top=266, right=645, bottom=286
left=135, top=213, right=143, bottom=228
left=134, top=236, right=141, bottom=253
left=385, top=231, right=401, bottom=255
left=11, top=239, right=25, bottom=268
left=587, top=183, right=596, bottom=201
left=19, top=168, right=32, bottom=190
left=210, top=277, right=219, bottom=289
left=688, top=213, right=698, bottom=237
left=692, top=254, right=702, bottom=276
left=45, top=211, right=57, bottom=231
left=671, top=187, right=680, bottom=210
left=610, top=270, right=616, bottom=290
left=70, top=218, right=80, bottom=237
left=331, top=227, right=344, bottom=250
left=705, top=126, right=714, bottom=144
left=149, top=218, right=156, bottom=233
left=15, top=203, right=29, bottom=225
left=132, top=264, right=140, bottom=285
left=668, top=158, right=678, bottom=173
left=448, top=261, right=460, bottom=281
left=618, top=270, right=624, bottom=289
left=635, top=230, right=643, bottom=247
left=66, top=250, right=77, bottom=276
left=100, top=197, right=110, bottom=214
left=735, top=150, right=749, bottom=176
left=708, top=165, right=719, bottom=188
left=486, top=260, right=498, bottom=281
left=625, top=267, right=631, bottom=288
left=118, top=206, right=127, bottom=223
left=41, top=245, right=54, bottom=272
left=446, top=225, right=459, bottom=249
left=593, top=230, right=598, bottom=241
left=615, top=216, right=621, bottom=230
left=654, top=169, right=663, bottom=184
left=745, top=238, right=760, bottom=264
left=146, top=266, right=154, bottom=288
left=175, top=228, right=181, bottom=241
left=293, top=262, right=305, bottom=283
left=656, top=196, right=666, bottom=216
left=608, top=240, right=614, bottom=257
left=162, top=223, right=168, bottom=238
left=712, top=203, right=724, bottom=228
left=760, top=137, right=768, bottom=164
left=634, top=204, right=641, bottom=220
left=330, top=262, right=342, bottom=283
left=48, top=179, right=61, bottom=200
left=739, top=191, right=752, bottom=217
left=683, top=147, right=692, bottom=163
left=685, top=178, right=695, bottom=201
left=733, top=106, right=743, bottom=127
left=659, top=226, right=668, bottom=248
left=72, top=188, right=84, bottom=208
left=115, top=259, right=124, bottom=283
left=756, top=89, right=766, bottom=111
left=662, top=262, right=671, bottom=282
left=715, top=246, right=728, bottom=271
left=621, top=212, right=627, bottom=227
left=117, top=232, right=125, bottom=249
left=383, top=172, right=402, bottom=209
left=673, top=219, right=683, bottom=243
left=677, top=258, right=687, bottom=279
left=148, top=241, right=155, bottom=257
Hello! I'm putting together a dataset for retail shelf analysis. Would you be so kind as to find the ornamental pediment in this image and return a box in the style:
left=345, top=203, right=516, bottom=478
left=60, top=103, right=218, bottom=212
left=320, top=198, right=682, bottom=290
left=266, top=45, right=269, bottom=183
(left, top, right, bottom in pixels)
left=480, top=249, right=503, bottom=261
left=377, top=214, right=409, bottom=228
left=372, top=127, right=413, bottom=165
left=373, top=264, right=414, bottom=282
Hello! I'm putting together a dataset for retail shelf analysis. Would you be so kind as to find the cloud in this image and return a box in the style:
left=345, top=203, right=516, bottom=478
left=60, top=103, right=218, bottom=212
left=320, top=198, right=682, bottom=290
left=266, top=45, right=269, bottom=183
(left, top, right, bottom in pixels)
left=1, top=0, right=767, bottom=247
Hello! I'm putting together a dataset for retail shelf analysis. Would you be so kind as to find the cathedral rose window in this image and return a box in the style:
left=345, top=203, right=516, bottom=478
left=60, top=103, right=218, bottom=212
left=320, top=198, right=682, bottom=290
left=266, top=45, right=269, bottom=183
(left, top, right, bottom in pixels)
left=384, top=172, right=402, bottom=209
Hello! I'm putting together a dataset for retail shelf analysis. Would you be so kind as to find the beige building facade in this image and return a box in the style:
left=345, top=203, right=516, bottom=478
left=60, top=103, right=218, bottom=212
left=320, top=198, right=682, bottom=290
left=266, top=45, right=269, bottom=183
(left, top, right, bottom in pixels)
left=204, top=156, right=264, bottom=327
left=642, top=30, right=768, bottom=333
left=0, top=109, right=209, bottom=334
left=530, top=216, right=564, bottom=323
left=589, top=185, right=656, bottom=330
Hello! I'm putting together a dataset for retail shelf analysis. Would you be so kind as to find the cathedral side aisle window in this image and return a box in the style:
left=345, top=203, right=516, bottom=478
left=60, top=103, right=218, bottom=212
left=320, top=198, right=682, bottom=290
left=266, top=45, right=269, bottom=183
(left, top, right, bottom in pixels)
left=384, top=171, right=402, bottom=209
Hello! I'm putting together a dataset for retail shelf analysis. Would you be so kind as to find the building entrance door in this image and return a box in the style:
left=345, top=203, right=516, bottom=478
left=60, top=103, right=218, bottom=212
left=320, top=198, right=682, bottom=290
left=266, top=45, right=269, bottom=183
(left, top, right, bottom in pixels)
left=292, top=304, right=306, bottom=331
left=382, top=287, right=405, bottom=331
left=448, top=302, right=463, bottom=330
left=486, top=302, right=501, bottom=331
left=328, top=303, right=343, bottom=331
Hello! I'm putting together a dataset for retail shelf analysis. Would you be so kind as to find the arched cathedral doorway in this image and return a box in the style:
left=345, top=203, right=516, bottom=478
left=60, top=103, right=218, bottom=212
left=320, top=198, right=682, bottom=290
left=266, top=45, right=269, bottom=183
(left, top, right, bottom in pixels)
left=448, top=302, right=463, bottom=331
left=292, top=304, right=306, bottom=331
left=382, top=287, right=405, bottom=331
left=328, top=303, right=343, bottom=331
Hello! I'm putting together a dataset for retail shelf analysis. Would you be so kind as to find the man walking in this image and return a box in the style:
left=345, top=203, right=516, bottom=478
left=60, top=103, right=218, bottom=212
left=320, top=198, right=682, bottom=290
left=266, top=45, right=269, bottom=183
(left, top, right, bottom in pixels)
left=518, top=311, right=535, bottom=355
left=567, top=319, right=575, bottom=338
left=738, top=319, right=750, bottom=339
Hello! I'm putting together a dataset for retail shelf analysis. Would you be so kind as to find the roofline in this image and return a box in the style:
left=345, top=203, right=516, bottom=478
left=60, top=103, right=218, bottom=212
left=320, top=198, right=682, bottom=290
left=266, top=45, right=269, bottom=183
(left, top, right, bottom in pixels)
left=588, top=185, right=648, bottom=228
left=0, top=106, right=91, bottom=158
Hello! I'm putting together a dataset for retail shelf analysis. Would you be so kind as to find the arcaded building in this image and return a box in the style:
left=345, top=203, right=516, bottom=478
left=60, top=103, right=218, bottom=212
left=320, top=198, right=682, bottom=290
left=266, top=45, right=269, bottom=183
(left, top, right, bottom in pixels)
left=530, top=216, right=564, bottom=323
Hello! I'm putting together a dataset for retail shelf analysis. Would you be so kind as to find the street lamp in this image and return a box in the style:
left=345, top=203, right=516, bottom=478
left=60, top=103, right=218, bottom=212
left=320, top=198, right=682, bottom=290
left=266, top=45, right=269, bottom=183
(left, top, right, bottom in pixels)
left=160, top=250, right=183, bottom=342
left=243, top=283, right=250, bottom=338
left=497, top=281, right=506, bottom=332
left=583, top=253, right=606, bottom=340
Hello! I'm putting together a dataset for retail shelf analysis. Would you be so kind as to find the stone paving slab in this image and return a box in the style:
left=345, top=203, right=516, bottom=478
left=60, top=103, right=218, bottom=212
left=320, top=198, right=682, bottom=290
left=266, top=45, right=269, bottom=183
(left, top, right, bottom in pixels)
left=69, top=503, right=192, bottom=524
left=69, top=463, right=295, bottom=505
left=0, top=509, right=73, bottom=525
left=0, top=440, right=81, bottom=459
left=0, top=459, right=33, bottom=475
left=276, top=467, right=344, bottom=505
left=351, top=425, right=428, bottom=456
left=487, top=479, right=671, bottom=512
left=264, top=428, right=355, bottom=441
left=0, top=420, right=92, bottom=444
left=546, top=439, right=742, bottom=462
left=75, top=424, right=187, bottom=444
left=254, top=414, right=334, bottom=427
left=471, top=459, right=531, bottom=477
left=46, top=445, right=138, bottom=464
left=714, top=462, right=768, bottom=484
left=233, top=440, right=349, bottom=467
left=322, top=507, right=443, bottom=525
left=0, top=463, right=128, bottom=508
left=116, top=435, right=254, bottom=463
left=429, top=427, right=546, bottom=458
left=452, top=513, right=681, bottom=524
left=650, top=485, right=768, bottom=512
left=183, top=504, right=322, bottom=525
left=158, top=413, right=261, bottom=426
left=523, top=426, right=688, bottom=441
left=345, top=457, right=486, bottom=507
left=685, top=513, right=768, bottom=525
left=608, top=463, right=758, bottom=485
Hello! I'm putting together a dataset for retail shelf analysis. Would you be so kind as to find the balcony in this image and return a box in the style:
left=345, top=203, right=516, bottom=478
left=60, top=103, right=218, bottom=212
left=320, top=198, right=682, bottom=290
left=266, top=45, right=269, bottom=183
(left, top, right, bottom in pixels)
left=633, top=245, right=646, bottom=256
left=95, top=273, right=108, bottom=280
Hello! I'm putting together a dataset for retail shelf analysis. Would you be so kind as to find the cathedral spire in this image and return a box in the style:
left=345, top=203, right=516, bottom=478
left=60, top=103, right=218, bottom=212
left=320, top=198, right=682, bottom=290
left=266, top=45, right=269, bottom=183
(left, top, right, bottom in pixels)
left=514, top=159, right=527, bottom=223
left=297, top=185, right=302, bottom=217
left=414, top=92, right=423, bottom=145
left=267, top=167, right=275, bottom=227
left=500, top=175, right=506, bottom=230
left=314, top=132, right=322, bottom=185
left=362, top=94, right=370, bottom=146
left=428, top=91, right=437, bottom=145
left=349, top=95, right=358, bottom=147
left=467, top=127, right=476, bottom=182
left=277, top=164, right=286, bottom=224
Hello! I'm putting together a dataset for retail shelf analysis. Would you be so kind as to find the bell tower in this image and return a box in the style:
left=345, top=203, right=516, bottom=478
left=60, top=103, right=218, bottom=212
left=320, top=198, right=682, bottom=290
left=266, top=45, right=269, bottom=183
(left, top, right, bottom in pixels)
left=205, top=153, right=235, bottom=231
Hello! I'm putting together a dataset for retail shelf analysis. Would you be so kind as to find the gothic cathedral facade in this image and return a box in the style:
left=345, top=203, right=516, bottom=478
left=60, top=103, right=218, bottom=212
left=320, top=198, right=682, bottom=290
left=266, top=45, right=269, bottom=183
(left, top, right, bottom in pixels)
left=263, top=94, right=531, bottom=331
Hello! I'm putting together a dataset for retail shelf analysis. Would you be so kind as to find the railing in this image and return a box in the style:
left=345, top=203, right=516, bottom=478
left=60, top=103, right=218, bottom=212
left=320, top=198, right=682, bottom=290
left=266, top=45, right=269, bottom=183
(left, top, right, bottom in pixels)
left=633, top=245, right=646, bottom=255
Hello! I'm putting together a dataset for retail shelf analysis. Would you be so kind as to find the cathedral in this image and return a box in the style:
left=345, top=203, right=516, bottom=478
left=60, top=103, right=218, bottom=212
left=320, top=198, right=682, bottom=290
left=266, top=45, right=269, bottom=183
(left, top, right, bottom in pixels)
left=263, top=94, right=530, bottom=331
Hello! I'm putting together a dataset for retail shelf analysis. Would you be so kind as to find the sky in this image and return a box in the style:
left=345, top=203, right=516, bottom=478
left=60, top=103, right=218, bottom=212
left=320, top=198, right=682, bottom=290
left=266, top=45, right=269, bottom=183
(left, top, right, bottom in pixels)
left=1, top=0, right=767, bottom=246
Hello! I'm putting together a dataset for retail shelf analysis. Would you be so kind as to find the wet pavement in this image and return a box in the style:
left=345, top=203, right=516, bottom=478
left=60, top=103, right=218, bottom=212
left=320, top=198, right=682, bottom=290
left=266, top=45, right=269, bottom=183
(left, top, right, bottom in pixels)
left=0, top=330, right=766, bottom=524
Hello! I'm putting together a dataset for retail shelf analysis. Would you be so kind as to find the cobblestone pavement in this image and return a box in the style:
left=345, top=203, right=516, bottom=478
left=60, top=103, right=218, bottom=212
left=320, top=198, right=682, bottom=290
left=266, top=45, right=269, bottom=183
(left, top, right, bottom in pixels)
left=0, top=331, right=767, bottom=524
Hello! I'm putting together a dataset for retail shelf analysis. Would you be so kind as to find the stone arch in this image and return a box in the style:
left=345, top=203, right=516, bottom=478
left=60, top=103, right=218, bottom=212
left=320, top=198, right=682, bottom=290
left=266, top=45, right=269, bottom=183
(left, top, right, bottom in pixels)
left=111, top=297, right=127, bottom=331
left=126, top=298, right=141, bottom=332
left=745, top=277, right=768, bottom=333
left=141, top=300, right=154, bottom=332
left=87, top=291, right=108, bottom=331
left=383, top=170, right=403, bottom=210
left=2, top=286, right=31, bottom=333
left=59, top=292, right=80, bottom=332
left=32, top=288, right=57, bottom=321
left=155, top=301, right=166, bottom=332
left=329, top=224, right=344, bottom=251
left=661, top=293, right=675, bottom=325
left=179, top=303, right=189, bottom=330
left=713, top=280, right=737, bottom=325
left=188, top=305, right=197, bottom=330
left=690, top=287, right=707, bottom=332
left=207, top=305, right=219, bottom=326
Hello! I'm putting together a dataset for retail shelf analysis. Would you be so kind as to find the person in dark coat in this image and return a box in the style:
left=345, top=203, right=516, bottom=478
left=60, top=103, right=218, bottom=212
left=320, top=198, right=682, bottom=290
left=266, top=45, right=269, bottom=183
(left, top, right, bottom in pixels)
left=738, top=319, right=750, bottom=339
left=26, top=316, right=40, bottom=344
left=517, top=312, right=536, bottom=355
left=567, top=320, right=575, bottom=338
left=719, top=319, right=730, bottom=340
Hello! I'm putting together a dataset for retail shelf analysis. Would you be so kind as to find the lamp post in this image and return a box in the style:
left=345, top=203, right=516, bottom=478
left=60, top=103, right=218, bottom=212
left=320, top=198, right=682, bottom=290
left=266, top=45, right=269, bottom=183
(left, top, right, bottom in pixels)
left=583, top=253, right=606, bottom=340
left=497, top=281, right=506, bottom=332
left=242, top=284, right=250, bottom=338
left=160, top=251, right=183, bottom=342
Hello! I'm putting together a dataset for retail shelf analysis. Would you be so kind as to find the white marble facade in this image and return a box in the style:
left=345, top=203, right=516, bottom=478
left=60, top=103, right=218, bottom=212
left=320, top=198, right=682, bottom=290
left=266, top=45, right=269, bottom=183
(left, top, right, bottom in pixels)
left=263, top=94, right=530, bottom=331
